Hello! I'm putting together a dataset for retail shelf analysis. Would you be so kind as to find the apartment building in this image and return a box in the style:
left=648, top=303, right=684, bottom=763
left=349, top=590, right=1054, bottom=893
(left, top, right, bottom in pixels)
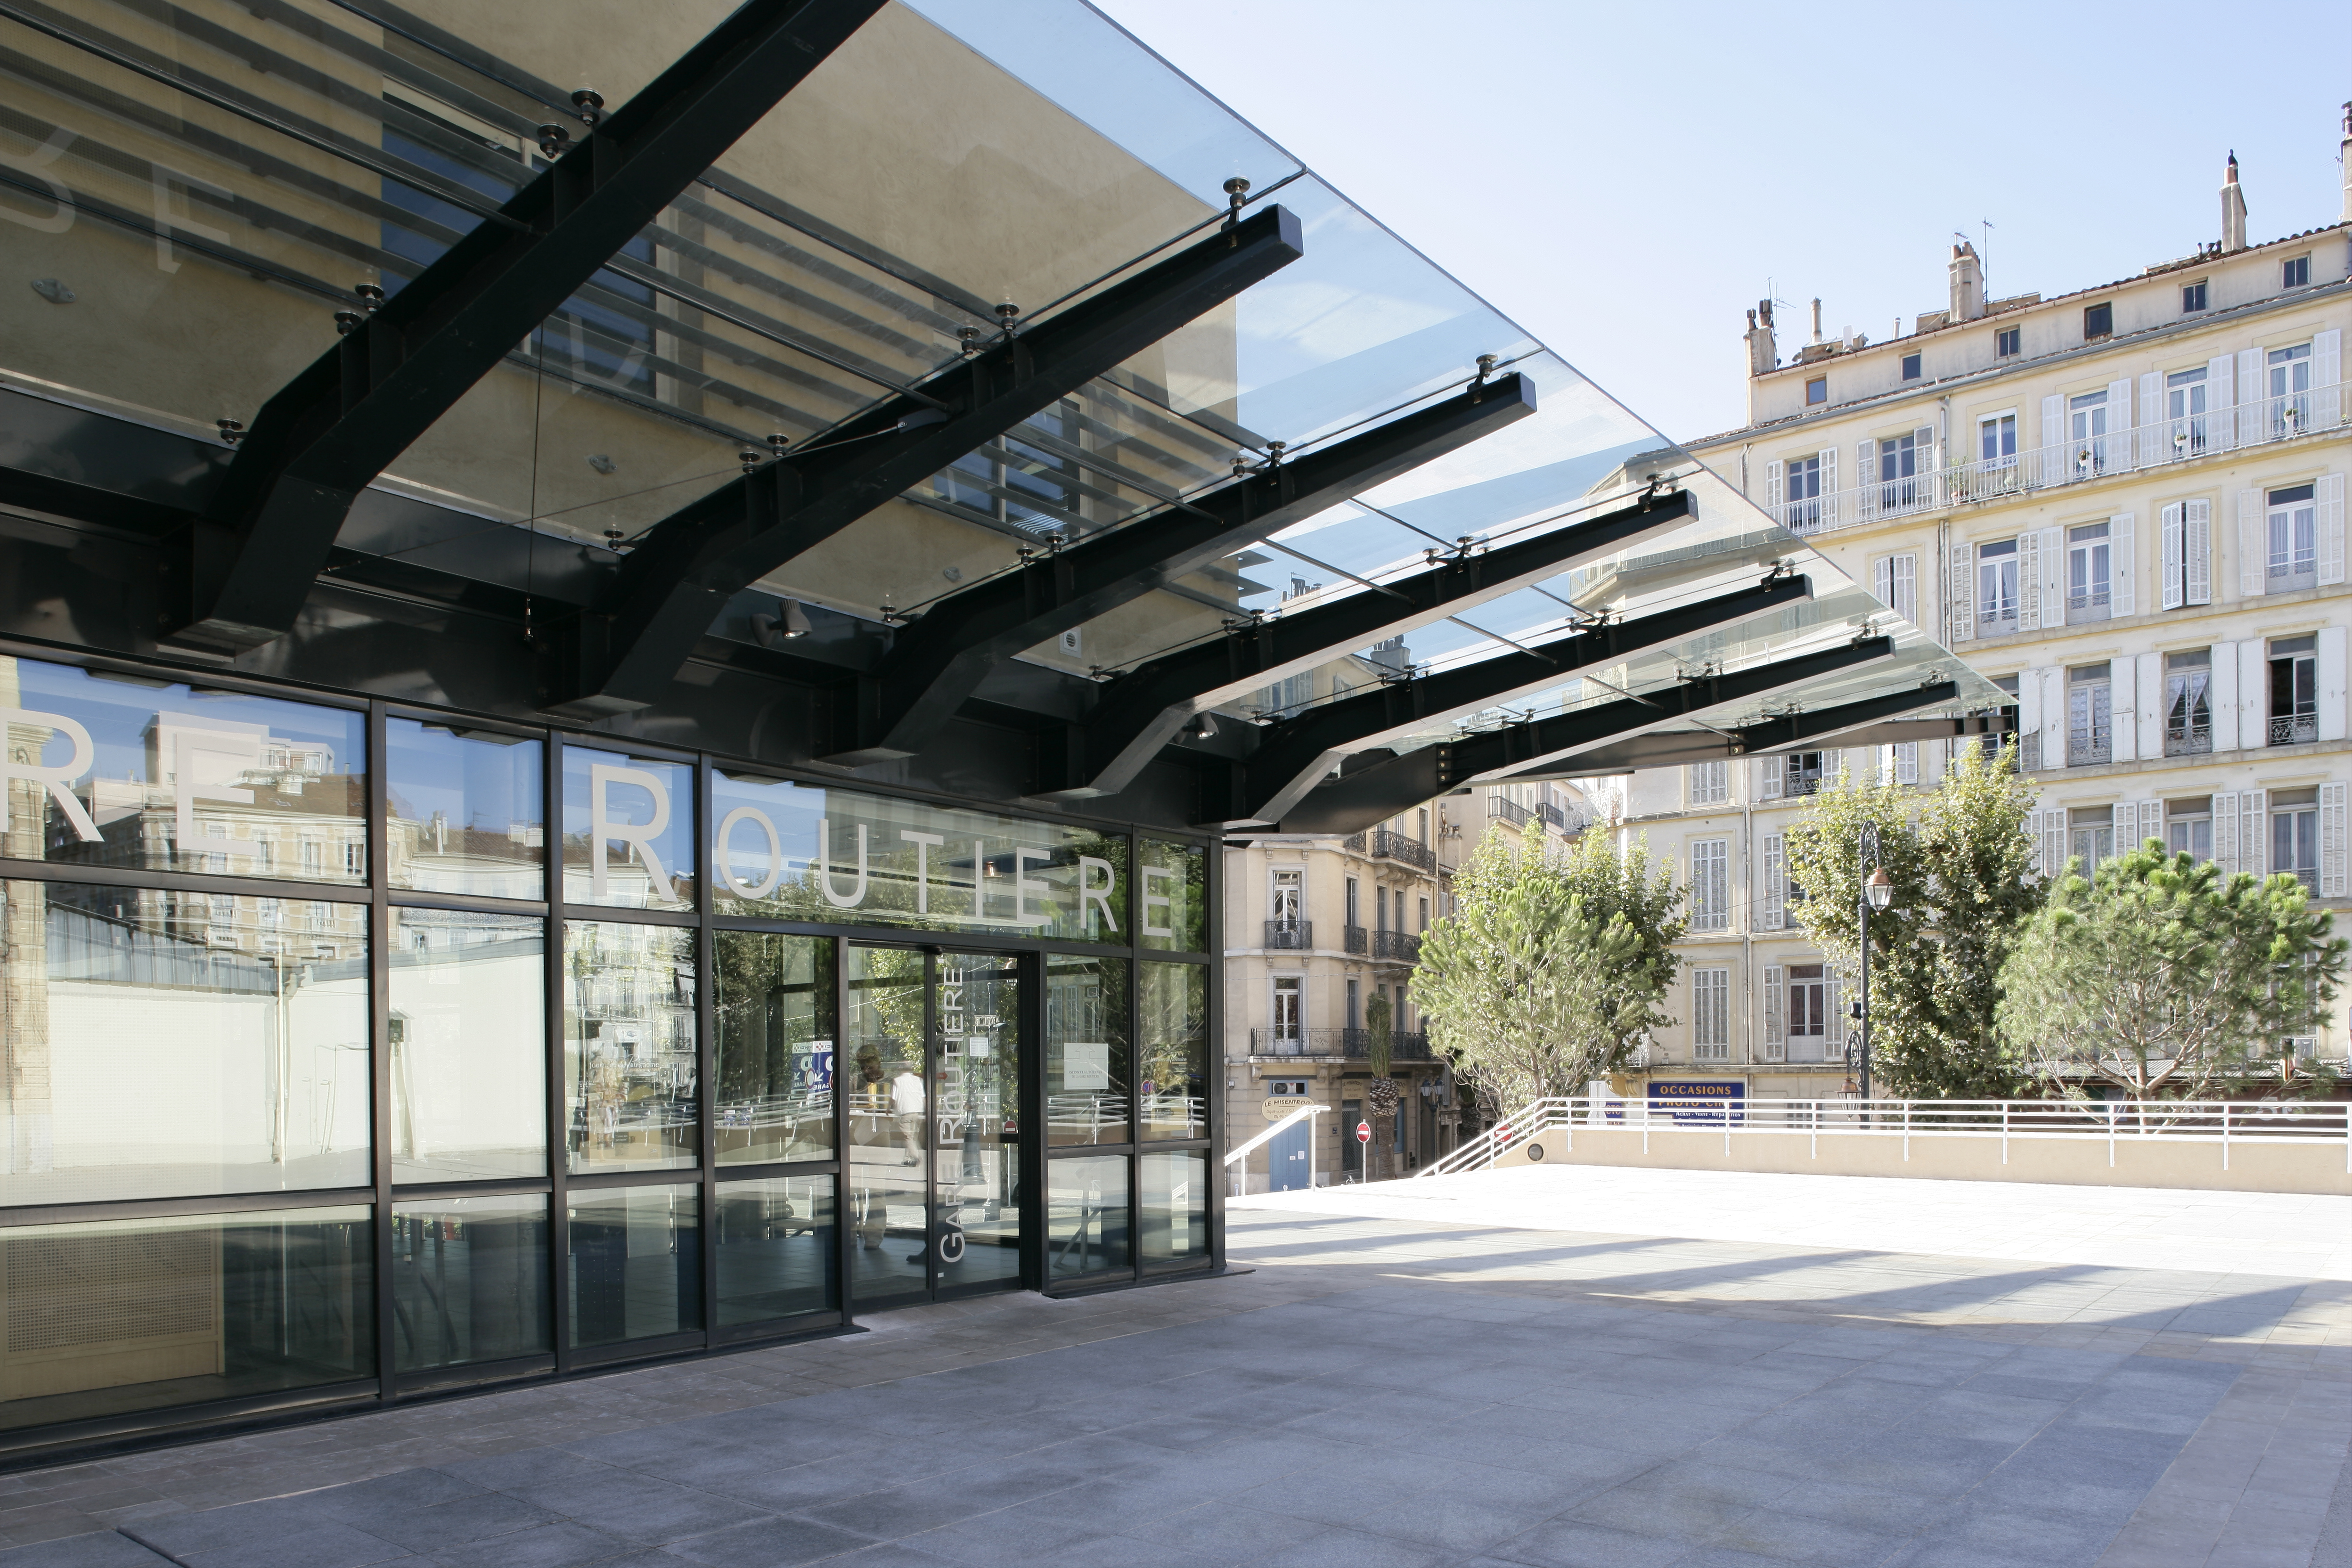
left=1220, top=778, right=1586, bottom=1188
left=1618, top=125, right=2352, bottom=1100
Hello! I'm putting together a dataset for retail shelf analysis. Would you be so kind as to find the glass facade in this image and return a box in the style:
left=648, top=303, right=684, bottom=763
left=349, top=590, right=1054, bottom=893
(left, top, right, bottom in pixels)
left=0, top=651, right=1213, bottom=1452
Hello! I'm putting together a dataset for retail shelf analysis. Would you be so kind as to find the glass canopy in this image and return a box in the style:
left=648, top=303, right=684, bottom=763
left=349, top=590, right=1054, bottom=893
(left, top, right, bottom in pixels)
left=0, top=0, right=2003, bottom=790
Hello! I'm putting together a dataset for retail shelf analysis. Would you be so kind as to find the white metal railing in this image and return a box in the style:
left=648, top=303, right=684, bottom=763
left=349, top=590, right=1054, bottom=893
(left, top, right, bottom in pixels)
left=1768, top=384, right=2344, bottom=539
left=1417, top=1094, right=2352, bottom=1179
left=1224, top=1102, right=1328, bottom=1195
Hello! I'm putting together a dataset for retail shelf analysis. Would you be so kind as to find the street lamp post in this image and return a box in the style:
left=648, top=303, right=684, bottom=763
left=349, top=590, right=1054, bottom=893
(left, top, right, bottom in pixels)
left=1853, top=823, right=1895, bottom=1108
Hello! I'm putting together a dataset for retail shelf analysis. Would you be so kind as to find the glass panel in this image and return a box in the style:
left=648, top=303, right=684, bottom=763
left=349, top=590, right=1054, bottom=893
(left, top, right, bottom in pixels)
left=0, top=1206, right=372, bottom=1434
left=713, top=770, right=1126, bottom=943
left=715, top=1176, right=838, bottom=1327
left=389, top=910, right=546, bottom=1183
left=843, top=946, right=927, bottom=1307
left=1047, top=1154, right=1129, bottom=1279
left=563, top=921, right=697, bottom=1174
left=560, top=747, right=695, bottom=913
left=386, top=720, right=545, bottom=898
left=935, top=953, right=1020, bottom=1290
left=1045, top=956, right=1127, bottom=1147
left=1139, top=962, right=1209, bottom=1141
left=714, top=932, right=834, bottom=1165
left=0, top=655, right=366, bottom=883
left=0, top=880, right=368, bottom=1205
left=1136, top=838, right=1206, bottom=952
left=392, top=1196, right=551, bottom=1374
left=1140, top=1149, right=1207, bottom=1269
left=567, top=1184, right=701, bottom=1349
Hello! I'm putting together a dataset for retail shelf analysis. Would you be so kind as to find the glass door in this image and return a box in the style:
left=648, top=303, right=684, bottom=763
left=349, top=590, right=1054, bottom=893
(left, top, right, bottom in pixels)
left=843, top=947, right=1024, bottom=1307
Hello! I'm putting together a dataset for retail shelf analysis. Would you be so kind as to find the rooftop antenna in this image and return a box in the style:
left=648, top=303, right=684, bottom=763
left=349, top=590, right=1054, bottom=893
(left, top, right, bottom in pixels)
left=1980, top=218, right=1993, bottom=300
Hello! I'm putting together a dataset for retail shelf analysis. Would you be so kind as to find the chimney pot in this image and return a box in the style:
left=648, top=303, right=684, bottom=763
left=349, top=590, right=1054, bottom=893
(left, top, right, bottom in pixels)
left=2221, top=151, right=2249, bottom=253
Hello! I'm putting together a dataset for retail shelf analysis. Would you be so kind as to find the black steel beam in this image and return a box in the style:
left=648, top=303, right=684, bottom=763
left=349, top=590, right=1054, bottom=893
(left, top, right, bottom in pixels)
left=823, top=373, right=1536, bottom=765
left=175, top=0, right=888, bottom=654
left=1044, top=484, right=1700, bottom=800
left=1261, top=636, right=1896, bottom=835
left=1500, top=683, right=1972, bottom=776
left=541, top=204, right=1308, bottom=718
left=1224, top=574, right=1817, bottom=825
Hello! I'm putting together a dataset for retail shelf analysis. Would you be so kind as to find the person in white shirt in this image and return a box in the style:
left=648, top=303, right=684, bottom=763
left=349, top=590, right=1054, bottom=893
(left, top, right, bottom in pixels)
left=891, top=1066, right=924, bottom=1167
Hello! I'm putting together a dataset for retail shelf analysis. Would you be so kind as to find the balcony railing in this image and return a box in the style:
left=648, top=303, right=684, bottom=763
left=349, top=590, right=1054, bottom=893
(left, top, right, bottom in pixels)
left=2270, top=714, right=2319, bottom=747
left=1370, top=828, right=1436, bottom=872
left=2018, top=733, right=2042, bottom=771
left=1263, top=921, right=1311, bottom=949
left=1372, top=930, right=1421, bottom=963
left=1341, top=832, right=1365, bottom=853
left=1765, top=382, right=2344, bottom=539
left=2286, top=867, right=2319, bottom=894
left=1487, top=796, right=1532, bottom=830
left=1246, top=1028, right=1434, bottom=1061
left=1343, top=923, right=1368, bottom=955
left=2066, top=733, right=2111, bottom=767
left=2165, top=723, right=2213, bottom=757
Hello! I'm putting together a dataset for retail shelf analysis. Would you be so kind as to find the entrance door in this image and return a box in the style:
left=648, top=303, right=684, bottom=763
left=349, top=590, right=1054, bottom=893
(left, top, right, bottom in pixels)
left=843, top=947, right=1024, bottom=1307
left=1268, top=1119, right=1311, bottom=1191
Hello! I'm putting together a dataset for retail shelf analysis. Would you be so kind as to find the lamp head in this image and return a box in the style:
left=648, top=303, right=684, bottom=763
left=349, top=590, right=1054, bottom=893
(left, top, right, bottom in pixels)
left=1865, top=865, right=1895, bottom=911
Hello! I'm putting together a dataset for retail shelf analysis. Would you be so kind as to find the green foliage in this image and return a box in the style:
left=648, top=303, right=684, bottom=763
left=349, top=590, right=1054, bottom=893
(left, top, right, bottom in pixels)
left=1997, top=841, right=2347, bottom=1100
left=1785, top=742, right=2042, bottom=1097
left=1364, top=990, right=1393, bottom=1076
left=1412, top=827, right=1685, bottom=1110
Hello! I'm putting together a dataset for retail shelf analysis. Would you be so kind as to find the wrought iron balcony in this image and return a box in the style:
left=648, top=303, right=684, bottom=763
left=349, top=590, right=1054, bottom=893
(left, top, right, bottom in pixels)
left=1341, top=832, right=1366, bottom=853
left=1371, top=828, right=1436, bottom=872
left=1486, top=796, right=1532, bottom=830
left=2270, top=714, right=2319, bottom=747
left=2066, top=734, right=2111, bottom=767
left=1371, top=929, right=1421, bottom=963
left=2164, top=723, right=2213, bottom=757
left=1262, top=920, right=1311, bottom=949
left=1246, top=1027, right=1433, bottom=1061
left=1343, top=923, right=1368, bottom=955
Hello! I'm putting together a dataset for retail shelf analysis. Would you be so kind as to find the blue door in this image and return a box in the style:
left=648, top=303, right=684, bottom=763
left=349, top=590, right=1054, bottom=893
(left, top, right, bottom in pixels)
left=1269, top=1119, right=1312, bottom=1192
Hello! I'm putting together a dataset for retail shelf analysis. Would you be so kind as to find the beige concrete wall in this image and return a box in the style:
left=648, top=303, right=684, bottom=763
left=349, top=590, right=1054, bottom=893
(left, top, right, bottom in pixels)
left=1486, top=1121, right=2352, bottom=1195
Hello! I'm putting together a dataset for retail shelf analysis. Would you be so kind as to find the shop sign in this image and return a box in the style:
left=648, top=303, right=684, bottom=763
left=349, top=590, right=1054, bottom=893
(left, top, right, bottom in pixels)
left=1646, top=1079, right=1746, bottom=1125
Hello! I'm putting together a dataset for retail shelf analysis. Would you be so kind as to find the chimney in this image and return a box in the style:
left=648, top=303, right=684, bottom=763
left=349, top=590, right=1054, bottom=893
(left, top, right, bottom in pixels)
left=1809, top=297, right=1824, bottom=345
left=1949, top=241, right=1985, bottom=321
left=2340, top=104, right=2352, bottom=223
left=2221, top=150, right=2248, bottom=253
left=1744, top=300, right=1777, bottom=376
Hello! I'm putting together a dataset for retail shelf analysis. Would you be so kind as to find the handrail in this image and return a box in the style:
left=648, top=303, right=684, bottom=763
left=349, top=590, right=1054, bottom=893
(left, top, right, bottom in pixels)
left=1223, top=1102, right=1327, bottom=1166
left=1417, top=1094, right=2352, bottom=1179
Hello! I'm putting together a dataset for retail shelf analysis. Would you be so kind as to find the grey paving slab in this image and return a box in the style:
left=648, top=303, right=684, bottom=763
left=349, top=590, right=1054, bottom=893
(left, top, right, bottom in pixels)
left=0, top=1534, right=173, bottom=1568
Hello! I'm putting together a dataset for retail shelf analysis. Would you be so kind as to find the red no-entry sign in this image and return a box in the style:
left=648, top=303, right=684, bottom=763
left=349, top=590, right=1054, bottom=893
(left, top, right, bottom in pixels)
left=1355, top=1120, right=1372, bottom=1143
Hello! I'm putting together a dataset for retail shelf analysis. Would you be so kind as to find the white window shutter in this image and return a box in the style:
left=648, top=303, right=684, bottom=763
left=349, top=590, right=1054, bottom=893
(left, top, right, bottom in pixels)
left=2039, top=527, right=2064, bottom=624
left=1766, top=458, right=1784, bottom=523
left=2042, top=809, right=2068, bottom=878
left=2319, top=626, right=2347, bottom=743
left=2107, top=378, right=2134, bottom=472
left=1758, top=759, right=1783, bottom=801
left=2208, top=353, right=2235, bottom=450
left=2110, top=512, right=2135, bottom=616
left=2161, top=503, right=2184, bottom=609
left=2040, top=394, right=2066, bottom=486
left=1914, top=425, right=1937, bottom=507
left=1818, top=446, right=1838, bottom=527
left=1857, top=440, right=1878, bottom=523
left=2185, top=498, right=2213, bottom=604
left=2238, top=347, right=2263, bottom=440
left=2212, top=649, right=2241, bottom=751
left=2242, top=789, right=2268, bottom=878
left=2017, top=666, right=2043, bottom=756
left=2139, top=372, right=2163, bottom=466
left=1895, top=742, right=1918, bottom=784
left=1763, top=965, right=1785, bottom=1058
left=2316, top=329, right=2342, bottom=430
left=2241, top=639, right=2268, bottom=748
left=1762, top=833, right=1785, bottom=930
left=2114, top=800, right=2145, bottom=855
left=1873, top=555, right=1893, bottom=608
left=2040, top=666, right=2066, bottom=770
left=2018, top=530, right=2043, bottom=631
left=1949, top=542, right=1975, bottom=641
left=2110, top=656, right=2137, bottom=763
left=2317, top=472, right=2345, bottom=586
left=2136, top=651, right=2164, bottom=760
left=2214, top=790, right=2241, bottom=874
left=2140, top=799, right=2164, bottom=850
left=1893, top=553, right=1917, bottom=621
left=1825, top=967, right=1844, bottom=1050
left=2321, top=782, right=2349, bottom=898
left=2239, top=488, right=2264, bottom=597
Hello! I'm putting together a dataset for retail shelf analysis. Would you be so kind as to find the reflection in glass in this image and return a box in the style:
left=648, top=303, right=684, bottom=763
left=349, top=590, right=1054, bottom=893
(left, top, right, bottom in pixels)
left=0, top=656, right=368, bottom=883
left=1045, top=956, right=1127, bottom=1146
left=716, top=1177, right=837, bottom=1326
left=843, top=947, right=927, bottom=1307
left=0, top=882, right=369, bottom=1205
left=1139, top=963, right=1208, bottom=1140
left=567, top=1185, right=700, bottom=1349
left=561, top=747, right=694, bottom=912
left=564, top=922, right=697, bottom=1174
left=386, top=720, right=544, bottom=898
left=1048, top=1154, right=1129, bottom=1278
left=1137, top=839, right=1206, bottom=951
left=0, top=1206, right=372, bottom=1433
left=715, top=933, right=834, bottom=1165
left=1141, top=1150, right=1207, bottom=1268
left=392, top=1197, right=550, bottom=1374
left=935, top=954, right=1021, bottom=1290
left=391, top=911, right=545, bottom=1183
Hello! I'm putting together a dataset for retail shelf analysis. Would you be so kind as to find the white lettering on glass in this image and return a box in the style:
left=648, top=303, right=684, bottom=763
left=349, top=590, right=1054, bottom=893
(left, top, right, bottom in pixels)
left=1013, top=846, right=1050, bottom=928
left=1078, top=855, right=1118, bottom=935
left=0, top=708, right=99, bottom=841
left=174, top=728, right=263, bottom=860
left=715, top=805, right=783, bottom=899
left=817, top=817, right=868, bottom=908
left=1140, top=864, right=1177, bottom=939
left=900, top=831, right=943, bottom=913
left=589, top=763, right=673, bottom=902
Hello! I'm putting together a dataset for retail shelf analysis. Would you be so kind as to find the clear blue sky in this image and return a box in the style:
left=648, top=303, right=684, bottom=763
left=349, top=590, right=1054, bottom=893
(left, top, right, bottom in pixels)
left=1092, top=0, right=2351, bottom=444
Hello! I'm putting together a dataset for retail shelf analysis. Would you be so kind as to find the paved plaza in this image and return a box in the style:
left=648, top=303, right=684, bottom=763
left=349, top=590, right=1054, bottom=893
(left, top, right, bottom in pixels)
left=0, top=1168, right=2344, bottom=1568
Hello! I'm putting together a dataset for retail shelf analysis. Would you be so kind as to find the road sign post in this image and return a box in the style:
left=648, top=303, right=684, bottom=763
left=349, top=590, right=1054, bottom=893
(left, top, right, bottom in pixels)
left=1355, top=1119, right=1370, bottom=1183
